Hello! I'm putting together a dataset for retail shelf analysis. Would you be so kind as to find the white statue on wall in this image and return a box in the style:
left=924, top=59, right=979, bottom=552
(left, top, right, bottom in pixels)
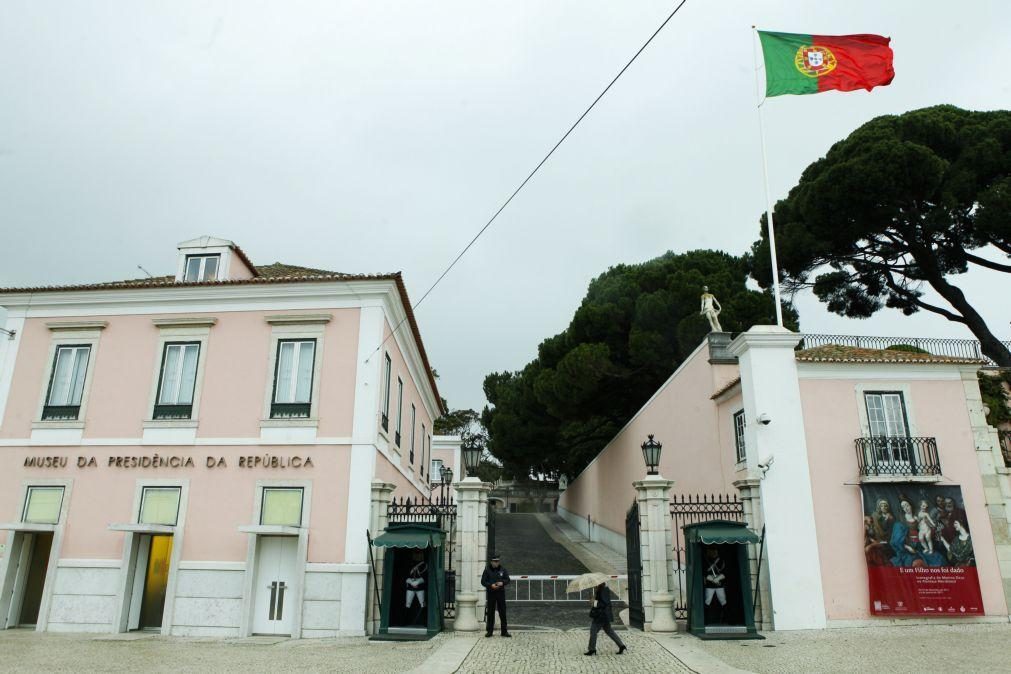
left=700, top=286, right=723, bottom=333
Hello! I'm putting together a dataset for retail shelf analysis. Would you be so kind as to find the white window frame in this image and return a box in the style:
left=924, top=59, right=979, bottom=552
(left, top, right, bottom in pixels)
left=431, top=458, right=444, bottom=481
left=138, top=486, right=182, bottom=526
left=145, top=319, right=214, bottom=428
left=34, top=323, right=105, bottom=429
left=421, top=425, right=427, bottom=478
left=270, top=339, right=317, bottom=414
left=395, top=377, right=404, bottom=447
left=259, top=487, right=305, bottom=527
left=380, top=353, right=392, bottom=433
left=182, top=254, right=221, bottom=282
left=855, top=383, right=918, bottom=437
left=22, top=485, right=66, bottom=525
left=733, top=410, right=746, bottom=464
left=409, top=404, right=416, bottom=466
left=261, top=317, right=329, bottom=428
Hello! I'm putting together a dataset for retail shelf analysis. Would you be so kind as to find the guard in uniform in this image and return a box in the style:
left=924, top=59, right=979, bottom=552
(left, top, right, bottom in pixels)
left=481, top=554, right=511, bottom=637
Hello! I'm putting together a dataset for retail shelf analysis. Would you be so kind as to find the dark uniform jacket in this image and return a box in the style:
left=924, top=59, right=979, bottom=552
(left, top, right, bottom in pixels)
left=481, top=565, right=511, bottom=593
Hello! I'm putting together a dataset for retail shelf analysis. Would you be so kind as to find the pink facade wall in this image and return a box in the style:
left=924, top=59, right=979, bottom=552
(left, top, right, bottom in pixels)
left=0, top=308, right=362, bottom=439
left=380, top=319, right=434, bottom=489
left=0, top=446, right=352, bottom=563
left=431, top=448, right=458, bottom=477
left=559, top=344, right=739, bottom=536
left=375, top=451, right=426, bottom=502
left=800, top=375, right=1009, bottom=620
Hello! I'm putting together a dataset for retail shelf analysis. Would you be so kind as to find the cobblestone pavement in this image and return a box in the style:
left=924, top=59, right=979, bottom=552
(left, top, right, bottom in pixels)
left=696, top=622, right=1011, bottom=673
left=456, top=630, right=692, bottom=674
left=0, top=629, right=443, bottom=673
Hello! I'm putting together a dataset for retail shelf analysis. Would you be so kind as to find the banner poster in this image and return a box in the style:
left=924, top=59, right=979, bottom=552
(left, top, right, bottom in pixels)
left=861, top=483, right=983, bottom=617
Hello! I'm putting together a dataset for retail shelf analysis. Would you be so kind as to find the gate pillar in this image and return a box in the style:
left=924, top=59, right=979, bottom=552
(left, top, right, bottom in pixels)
left=633, top=475, right=677, bottom=632
left=452, top=478, right=492, bottom=632
left=367, top=481, right=396, bottom=635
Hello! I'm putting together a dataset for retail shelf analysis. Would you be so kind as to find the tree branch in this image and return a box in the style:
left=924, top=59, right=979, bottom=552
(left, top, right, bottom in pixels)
left=963, top=252, right=1011, bottom=273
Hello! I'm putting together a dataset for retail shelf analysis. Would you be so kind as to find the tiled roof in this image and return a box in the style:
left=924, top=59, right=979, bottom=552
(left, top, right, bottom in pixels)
left=710, top=376, right=742, bottom=400
left=0, top=262, right=445, bottom=413
left=794, top=344, right=986, bottom=365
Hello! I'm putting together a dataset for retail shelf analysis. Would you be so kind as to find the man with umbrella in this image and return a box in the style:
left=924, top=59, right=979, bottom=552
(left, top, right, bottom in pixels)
left=481, top=554, right=511, bottom=637
left=568, top=573, right=626, bottom=656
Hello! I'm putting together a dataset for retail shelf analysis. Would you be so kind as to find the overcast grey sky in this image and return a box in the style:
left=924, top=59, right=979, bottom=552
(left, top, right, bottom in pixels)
left=1, top=1, right=1009, bottom=412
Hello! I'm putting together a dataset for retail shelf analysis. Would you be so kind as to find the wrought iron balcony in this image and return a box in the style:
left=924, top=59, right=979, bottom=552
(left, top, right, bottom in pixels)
left=1000, top=431, right=1011, bottom=468
left=855, top=436, right=941, bottom=478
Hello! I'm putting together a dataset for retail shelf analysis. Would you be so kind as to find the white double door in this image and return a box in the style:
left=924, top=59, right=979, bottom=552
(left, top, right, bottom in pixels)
left=252, top=537, right=298, bottom=636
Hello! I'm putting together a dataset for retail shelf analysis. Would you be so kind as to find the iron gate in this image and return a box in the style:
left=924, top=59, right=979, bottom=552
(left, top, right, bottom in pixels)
left=625, top=501, right=644, bottom=629
left=486, top=501, right=496, bottom=561
left=669, top=493, right=745, bottom=619
left=386, top=495, right=458, bottom=619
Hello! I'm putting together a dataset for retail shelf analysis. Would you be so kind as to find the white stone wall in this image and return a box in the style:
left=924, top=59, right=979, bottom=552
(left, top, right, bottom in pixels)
left=170, top=567, right=245, bottom=637
left=47, top=562, right=120, bottom=633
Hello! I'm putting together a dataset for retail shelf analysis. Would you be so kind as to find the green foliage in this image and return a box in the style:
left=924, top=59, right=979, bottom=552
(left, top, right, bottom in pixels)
left=748, top=105, right=1011, bottom=366
left=884, top=344, right=931, bottom=354
left=483, top=249, right=796, bottom=478
left=979, top=371, right=1011, bottom=428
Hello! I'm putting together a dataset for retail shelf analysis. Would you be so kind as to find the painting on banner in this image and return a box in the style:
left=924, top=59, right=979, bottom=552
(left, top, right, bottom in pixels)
left=861, top=483, right=982, bottom=617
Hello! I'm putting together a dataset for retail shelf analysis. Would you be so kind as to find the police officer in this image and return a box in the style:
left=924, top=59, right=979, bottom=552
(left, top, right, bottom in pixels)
left=481, top=554, right=511, bottom=637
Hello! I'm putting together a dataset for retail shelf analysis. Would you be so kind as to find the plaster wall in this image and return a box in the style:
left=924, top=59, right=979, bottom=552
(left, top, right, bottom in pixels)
left=799, top=371, right=1009, bottom=620
left=0, top=309, right=362, bottom=440
left=0, top=446, right=352, bottom=563
left=558, top=341, right=739, bottom=543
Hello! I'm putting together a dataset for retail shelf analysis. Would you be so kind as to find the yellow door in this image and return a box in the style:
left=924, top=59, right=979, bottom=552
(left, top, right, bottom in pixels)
left=139, top=535, right=173, bottom=629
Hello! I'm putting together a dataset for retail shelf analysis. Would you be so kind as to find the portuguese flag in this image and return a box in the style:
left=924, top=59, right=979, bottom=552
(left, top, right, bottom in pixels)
left=758, top=31, right=894, bottom=97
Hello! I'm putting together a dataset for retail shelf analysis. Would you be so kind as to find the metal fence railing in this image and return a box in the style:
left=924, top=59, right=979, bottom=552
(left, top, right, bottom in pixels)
left=854, top=436, right=942, bottom=477
left=506, top=575, right=628, bottom=603
left=797, top=334, right=1011, bottom=366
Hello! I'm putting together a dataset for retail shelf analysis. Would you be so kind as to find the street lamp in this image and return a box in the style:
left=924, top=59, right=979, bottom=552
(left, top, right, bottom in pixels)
left=462, top=444, right=483, bottom=479
left=441, top=465, right=454, bottom=486
left=641, top=434, right=663, bottom=476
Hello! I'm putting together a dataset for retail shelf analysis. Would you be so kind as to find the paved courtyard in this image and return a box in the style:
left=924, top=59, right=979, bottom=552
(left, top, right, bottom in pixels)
left=694, top=622, right=1011, bottom=673
left=457, top=630, right=690, bottom=674
left=3, top=622, right=1010, bottom=672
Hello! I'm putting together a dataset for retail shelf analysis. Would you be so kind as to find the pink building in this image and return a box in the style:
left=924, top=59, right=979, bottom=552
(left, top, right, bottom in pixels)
left=559, top=326, right=1011, bottom=631
left=0, top=236, right=443, bottom=638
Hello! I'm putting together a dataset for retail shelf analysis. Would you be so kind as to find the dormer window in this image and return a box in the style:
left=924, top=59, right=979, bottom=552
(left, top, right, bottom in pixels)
left=184, top=254, right=220, bottom=282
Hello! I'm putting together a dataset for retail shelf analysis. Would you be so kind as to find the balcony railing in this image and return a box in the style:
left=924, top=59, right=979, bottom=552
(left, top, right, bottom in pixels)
left=1000, top=431, right=1011, bottom=468
left=799, top=334, right=1010, bottom=366
left=855, top=436, right=941, bottom=477
left=41, top=405, right=81, bottom=421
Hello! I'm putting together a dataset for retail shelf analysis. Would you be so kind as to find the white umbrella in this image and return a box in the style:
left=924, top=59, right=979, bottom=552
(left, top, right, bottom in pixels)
left=566, top=572, right=612, bottom=594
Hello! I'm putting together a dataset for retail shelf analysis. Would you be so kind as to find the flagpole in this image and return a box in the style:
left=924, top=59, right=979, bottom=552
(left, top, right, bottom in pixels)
left=752, top=26, right=785, bottom=327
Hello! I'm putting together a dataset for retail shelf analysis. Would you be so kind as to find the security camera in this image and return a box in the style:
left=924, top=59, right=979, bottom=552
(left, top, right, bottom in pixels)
left=758, top=454, right=775, bottom=476
left=757, top=413, right=772, bottom=426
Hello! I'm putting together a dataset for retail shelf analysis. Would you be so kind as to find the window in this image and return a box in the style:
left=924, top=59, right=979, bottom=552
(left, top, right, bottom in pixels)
left=420, top=424, right=428, bottom=476
left=271, top=339, right=316, bottom=418
left=154, top=343, right=200, bottom=419
left=431, top=458, right=444, bottom=481
left=22, top=486, right=64, bottom=524
left=43, top=345, right=91, bottom=420
left=409, top=404, right=416, bottom=464
left=139, top=487, right=181, bottom=526
left=864, top=391, right=913, bottom=466
left=864, top=392, right=909, bottom=438
left=381, top=353, right=392, bottom=432
left=183, top=254, right=220, bottom=282
left=260, top=488, right=304, bottom=527
left=395, top=378, right=404, bottom=446
left=733, top=410, right=746, bottom=464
